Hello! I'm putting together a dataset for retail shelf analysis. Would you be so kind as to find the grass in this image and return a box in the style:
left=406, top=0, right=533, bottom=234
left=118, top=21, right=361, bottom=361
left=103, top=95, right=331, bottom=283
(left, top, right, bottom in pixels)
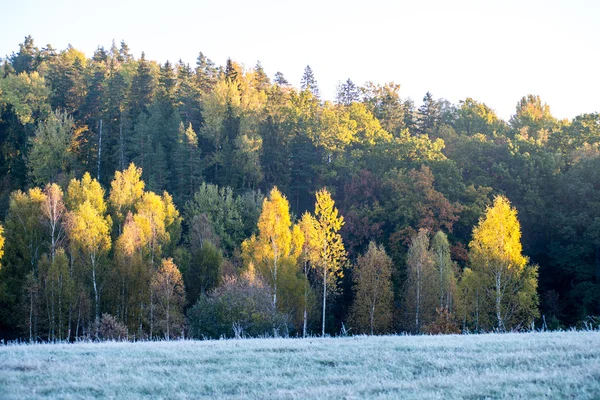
left=1, top=331, right=599, bottom=399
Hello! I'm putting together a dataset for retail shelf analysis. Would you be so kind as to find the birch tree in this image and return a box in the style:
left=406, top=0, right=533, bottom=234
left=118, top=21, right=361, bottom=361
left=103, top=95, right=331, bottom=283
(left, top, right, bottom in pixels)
left=349, top=241, right=393, bottom=334
left=468, top=195, right=539, bottom=331
left=151, top=258, right=186, bottom=340
left=404, top=229, right=436, bottom=332
left=298, top=212, right=321, bottom=337
left=241, top=187, right=302, bottom=309
left=314, top=188, right=346, bottom=336
left=42, top=183, right=66, bottom=261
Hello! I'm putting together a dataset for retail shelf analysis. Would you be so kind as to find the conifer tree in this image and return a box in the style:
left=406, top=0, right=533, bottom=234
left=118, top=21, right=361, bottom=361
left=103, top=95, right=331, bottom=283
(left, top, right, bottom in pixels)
left=254, top=61, right=270, bottom=91
left=274, top=71, right=289, bottom=87
left=336, top=78, right=360, bottom=106
left=300, top=65, right=320, bottom=98
left=417, top=92, right=440, bottom=135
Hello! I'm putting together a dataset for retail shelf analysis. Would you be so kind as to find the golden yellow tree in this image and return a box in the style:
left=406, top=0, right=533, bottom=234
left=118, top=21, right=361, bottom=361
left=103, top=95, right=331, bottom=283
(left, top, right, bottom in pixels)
left=314, top=188, right=346, bottom=336
left=468, top=195, right=539, bottom=331
left=66, top=172, right=106, bottom=214
left=298, top=212, right=322, bottom=337
left=242, top=187, right=303, bottom=308
left=349, top=241, right=394, bottom=335
left=113, top=212, right=148, bottom=334
left=151, top=258, right=186, bottom=340
left=68, top=200, right=112, bottom=322
left=109, top=163, right=145, bottom=234
left=133, top=191, right=180, bottom=266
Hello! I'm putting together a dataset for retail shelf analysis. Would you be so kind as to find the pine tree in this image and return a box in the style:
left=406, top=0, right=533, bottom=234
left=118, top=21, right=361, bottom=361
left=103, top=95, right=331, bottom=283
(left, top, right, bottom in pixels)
left=274, top=71, right=289, bottom=86
left=10, top=35, right=39, bottom=74
left=225, top=58, right=239, bottom=84
left=254, top=61, right=270, bottom=91
left=129, top=52, right=156, bottom=120
left=300, top=65, right=320, bottom=98
left=417, top=92, right=440, bottom=135
left=174, top=123, right=202, bottom=204
left=336, top=78, right=360, bottom=106
left=195, top=51, right=218, bottom=94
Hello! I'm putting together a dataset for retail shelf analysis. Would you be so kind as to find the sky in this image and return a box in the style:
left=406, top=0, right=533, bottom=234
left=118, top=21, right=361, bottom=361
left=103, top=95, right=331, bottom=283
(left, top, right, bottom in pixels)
left=1, top=0, right=599, bottom=120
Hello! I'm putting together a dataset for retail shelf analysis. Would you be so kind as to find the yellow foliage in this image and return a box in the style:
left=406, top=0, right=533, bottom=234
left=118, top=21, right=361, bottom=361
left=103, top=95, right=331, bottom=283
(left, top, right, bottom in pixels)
left=109, top=163, right=145, bottom=225
left=315, top=188, right=346, bottom=282
left=298, top=212, right=322, bottom=266
left=66, top=172, right=107, bottom=214
left=68, top=200, right=112, bottom=258
left=469, top=195, right=527, bottom=271
left=241, top=187, right=303, bottom=307
left=202, top=70, right=267, bottom=143
left=314, top=102, right=392, bottom=154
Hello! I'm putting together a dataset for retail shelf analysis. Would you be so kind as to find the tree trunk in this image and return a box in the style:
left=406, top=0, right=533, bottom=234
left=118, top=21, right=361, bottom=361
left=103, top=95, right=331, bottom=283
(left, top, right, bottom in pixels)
left=495, top=270, right=504, bottom=331
left=97, top=119, right=103, bottom=180
left=303, top=261, right=308, bottom=338
left=119, top=114, right=125, bottom=171
left=415, top=260, right=421, bottom=332
left=322, top=261, right=326, bottom=337
left=92, top=258, right=99, bottom=324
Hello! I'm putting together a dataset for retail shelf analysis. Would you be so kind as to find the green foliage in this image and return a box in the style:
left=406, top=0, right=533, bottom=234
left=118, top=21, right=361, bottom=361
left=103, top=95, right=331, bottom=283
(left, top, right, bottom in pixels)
left=28, top=110, right=76, bottom=185
left=187, top=272, right=288, bottom=339
left=183, top=241, right=223, bottom=307
left=0, top=71, right=51, bottom=125
left=183, top=183, right=240, bottom=251
left=0, top=37, right=598, bottom=339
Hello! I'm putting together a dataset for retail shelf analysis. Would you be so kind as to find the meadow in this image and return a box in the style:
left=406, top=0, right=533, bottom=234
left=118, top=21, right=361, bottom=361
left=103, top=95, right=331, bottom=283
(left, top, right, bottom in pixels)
left=1, top=331, right=599, bottom=399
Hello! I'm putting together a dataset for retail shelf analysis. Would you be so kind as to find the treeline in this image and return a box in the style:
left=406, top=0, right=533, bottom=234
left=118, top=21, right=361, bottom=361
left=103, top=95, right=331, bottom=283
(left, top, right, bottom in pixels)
left=0, top=36, right=598, bottom=340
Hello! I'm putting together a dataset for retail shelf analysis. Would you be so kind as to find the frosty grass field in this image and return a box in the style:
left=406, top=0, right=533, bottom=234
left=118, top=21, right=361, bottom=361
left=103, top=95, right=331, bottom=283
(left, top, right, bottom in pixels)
left=1, top=331, right=599, bottom=399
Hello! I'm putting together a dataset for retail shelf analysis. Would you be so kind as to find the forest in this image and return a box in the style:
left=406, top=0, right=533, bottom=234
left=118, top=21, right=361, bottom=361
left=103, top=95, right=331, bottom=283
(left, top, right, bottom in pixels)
left=0, top=36, right=598, bottom=341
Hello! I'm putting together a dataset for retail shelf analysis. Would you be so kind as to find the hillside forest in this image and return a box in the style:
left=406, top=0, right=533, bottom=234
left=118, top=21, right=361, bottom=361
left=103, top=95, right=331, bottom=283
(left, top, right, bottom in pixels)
left=0, top=36, right=598, bottom=340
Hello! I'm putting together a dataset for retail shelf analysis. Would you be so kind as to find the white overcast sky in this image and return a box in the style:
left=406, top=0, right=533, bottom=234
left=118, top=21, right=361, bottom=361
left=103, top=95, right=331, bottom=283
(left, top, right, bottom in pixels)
left=1, top=0, right=598, bottom=120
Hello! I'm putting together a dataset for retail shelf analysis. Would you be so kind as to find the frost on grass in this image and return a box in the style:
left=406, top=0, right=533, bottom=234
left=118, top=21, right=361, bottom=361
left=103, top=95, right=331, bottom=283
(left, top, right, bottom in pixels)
left=1, top=331, right=599, bottom=399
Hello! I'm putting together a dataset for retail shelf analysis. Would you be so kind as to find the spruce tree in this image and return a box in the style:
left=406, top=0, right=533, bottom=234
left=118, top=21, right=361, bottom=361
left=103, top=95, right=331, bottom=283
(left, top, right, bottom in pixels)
left=336, top=78, right=360, bottom=106
left=300, top=65, right=320, bottom=98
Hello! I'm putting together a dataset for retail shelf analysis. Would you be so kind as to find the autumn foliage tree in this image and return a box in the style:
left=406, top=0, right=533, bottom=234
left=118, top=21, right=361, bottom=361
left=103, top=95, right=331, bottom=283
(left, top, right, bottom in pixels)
left=67, top=195, right=112, bottom=322
left=403, top=229, right=437, bottom=332
left=314, top=188, right=346, bottom=336
left=298, top=212, right=321, bottom=337
left=241, top=187, right=303, bottom=309
left=349, top=241, right=393, bottom=334
left=151, top=258, right=186, bottom=340
left=464, top=196, right=539, bottom=331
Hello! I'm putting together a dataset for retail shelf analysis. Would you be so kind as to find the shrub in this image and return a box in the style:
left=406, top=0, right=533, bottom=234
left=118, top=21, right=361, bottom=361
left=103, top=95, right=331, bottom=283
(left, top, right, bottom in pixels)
left=95, top=314, right=128, bottom=341
left=422, top=307, right=460, bottom=335
left=187, top=271, right=289, bottom=339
